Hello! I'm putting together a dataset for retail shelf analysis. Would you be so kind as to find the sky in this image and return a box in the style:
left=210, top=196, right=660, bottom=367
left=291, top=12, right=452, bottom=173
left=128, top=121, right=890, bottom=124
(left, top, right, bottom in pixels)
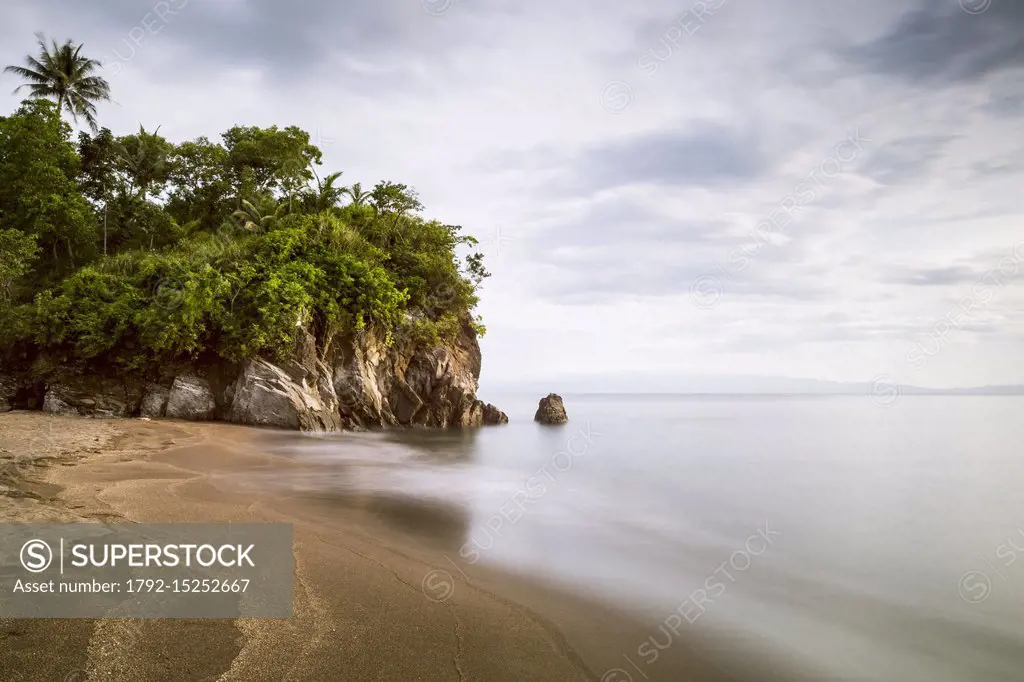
left=2, top=0, right=1023, bottom=392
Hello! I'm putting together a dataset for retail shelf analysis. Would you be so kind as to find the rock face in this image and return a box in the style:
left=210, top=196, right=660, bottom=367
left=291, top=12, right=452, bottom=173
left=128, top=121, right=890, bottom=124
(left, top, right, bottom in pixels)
left=534, top=393, right=568, bottom=424
left=330, top=319, right=505, bottom=429
left=6, top=318, right=506, bottom=432
left=0, top=375, right=15, bottom=412
left=226, top=358, right=340, bottom=432
left=41, top=376, right=137, bottom=418
left=165, top=375, right=217, bottom=421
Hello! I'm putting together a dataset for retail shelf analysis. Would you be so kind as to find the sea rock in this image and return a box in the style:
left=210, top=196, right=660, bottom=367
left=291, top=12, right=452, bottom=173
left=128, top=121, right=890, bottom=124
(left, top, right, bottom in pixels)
left=139, top=384, right=170, bottom=418
left=227, top=358, right=340, bottom=432
left=534, top=393, right=568, bottom=424
left=481, top=402, right=509, bottom=425
left=41, top=376, right=136, bottom=418
left=165, top=375, right=217, bottom=421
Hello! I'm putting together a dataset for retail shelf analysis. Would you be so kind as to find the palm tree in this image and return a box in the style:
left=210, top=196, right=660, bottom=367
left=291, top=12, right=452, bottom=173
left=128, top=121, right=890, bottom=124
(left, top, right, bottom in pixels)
left=341, top=182, right=371, bottom=207
left=4, top=33, right=111, bottom=130
left=308, top=170, right=345, bottom=212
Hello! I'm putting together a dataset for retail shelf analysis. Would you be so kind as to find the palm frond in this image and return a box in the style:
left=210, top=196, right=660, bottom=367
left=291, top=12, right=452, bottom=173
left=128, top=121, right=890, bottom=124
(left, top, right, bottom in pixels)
left=4, top=65, right=48, bottom=87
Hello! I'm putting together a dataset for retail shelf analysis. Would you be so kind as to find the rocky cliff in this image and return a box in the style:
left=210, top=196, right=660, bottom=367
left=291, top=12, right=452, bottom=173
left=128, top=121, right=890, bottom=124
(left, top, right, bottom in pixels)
left=0, top=318, right=507, bottom=431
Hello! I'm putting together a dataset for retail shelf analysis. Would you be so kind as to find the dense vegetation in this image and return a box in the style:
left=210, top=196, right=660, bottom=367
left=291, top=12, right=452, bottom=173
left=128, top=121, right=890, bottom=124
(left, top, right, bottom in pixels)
left=0, top=37, right=488, bottom=381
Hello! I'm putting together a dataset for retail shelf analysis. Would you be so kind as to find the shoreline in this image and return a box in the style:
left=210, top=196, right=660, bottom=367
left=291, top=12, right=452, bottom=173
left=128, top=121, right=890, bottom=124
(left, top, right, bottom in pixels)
left=0, top=411, right=736, bottom=682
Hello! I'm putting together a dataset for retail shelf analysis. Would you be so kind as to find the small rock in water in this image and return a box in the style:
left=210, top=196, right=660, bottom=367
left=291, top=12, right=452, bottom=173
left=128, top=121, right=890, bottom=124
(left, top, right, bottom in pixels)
left=534, top=393, right=568, bottom=424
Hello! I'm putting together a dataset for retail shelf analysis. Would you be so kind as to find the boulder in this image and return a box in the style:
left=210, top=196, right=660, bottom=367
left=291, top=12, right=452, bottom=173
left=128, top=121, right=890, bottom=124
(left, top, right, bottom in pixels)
left=140, top=384, right=170, bottom=418
left=227, top=359, right=340, bottom=432
left=165, top=375, right=217, bottom=421
left=534, top=393, right=568, bottom=424
left=42, top=391, right=77, bottom=416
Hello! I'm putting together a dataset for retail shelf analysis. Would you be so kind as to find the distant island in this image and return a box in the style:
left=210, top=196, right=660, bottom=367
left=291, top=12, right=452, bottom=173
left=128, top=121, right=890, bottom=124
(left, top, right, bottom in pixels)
left=0, top=35, right=506, bottom=429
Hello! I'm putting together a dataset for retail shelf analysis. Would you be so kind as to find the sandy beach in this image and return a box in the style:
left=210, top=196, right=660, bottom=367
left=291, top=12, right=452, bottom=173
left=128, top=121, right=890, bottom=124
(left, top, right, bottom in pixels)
left=0, top=412, right=725, bottom=682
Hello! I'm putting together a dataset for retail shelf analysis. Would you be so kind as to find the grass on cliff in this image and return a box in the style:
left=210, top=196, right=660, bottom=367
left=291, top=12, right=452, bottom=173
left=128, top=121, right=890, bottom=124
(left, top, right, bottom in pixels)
left=0, top=98, right=489, bottom=378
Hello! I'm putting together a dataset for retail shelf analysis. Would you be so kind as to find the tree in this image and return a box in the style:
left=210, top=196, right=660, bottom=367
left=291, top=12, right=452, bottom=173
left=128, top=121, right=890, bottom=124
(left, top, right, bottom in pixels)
left=78, top=128, right=118, bottom=254
left=4, top=34, right=111, bottom=131
left=369, top=181, right=423, bottom=219
left=114, top=125, right=173, bottom=200
left=78, top=126, right=176, bottom=254
left=222, top=125, right=322, bottom=197
left=368, top=181, right=423, bottom=247
left=165, top=137, right=232, bottom=233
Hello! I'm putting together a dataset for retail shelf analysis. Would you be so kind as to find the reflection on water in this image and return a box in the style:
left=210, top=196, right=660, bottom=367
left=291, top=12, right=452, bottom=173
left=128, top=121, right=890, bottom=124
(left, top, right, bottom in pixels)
left=231, top=395, right=1024, bottom=681
left=239, top=429, right=475, bottom=546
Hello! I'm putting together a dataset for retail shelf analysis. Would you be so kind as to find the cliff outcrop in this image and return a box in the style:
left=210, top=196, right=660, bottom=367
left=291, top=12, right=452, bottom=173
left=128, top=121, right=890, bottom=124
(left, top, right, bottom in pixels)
left=0, top=320, right=507, bottom=431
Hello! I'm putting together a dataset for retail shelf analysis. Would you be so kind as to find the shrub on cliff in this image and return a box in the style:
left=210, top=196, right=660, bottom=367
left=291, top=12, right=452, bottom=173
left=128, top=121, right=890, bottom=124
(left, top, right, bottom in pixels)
left=0, top=91, right=488, bottom=378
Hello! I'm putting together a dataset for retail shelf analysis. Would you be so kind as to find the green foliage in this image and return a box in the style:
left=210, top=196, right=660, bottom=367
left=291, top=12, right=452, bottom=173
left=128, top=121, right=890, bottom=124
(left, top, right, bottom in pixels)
left=5, top=213, right=414, bottom=371
left=0, top=44, right=491, bottom=377
left=164, top=137, right=232, bottom=232
left=302, top=171, right=345, bottom=213
left=341, top=181, right=370, bottom=207
left=105, top=195, right=183, bottom=251
left=0, top=228, right=38, bottom=303
left=222, top=125, right=321, bottom=198
left=229, top=195, right=291, bottom=234
left=0, top=99, right=96, bottom=281
left=369, top=181, right=423, bottom=217
left=77, top=128, right=118, bottom=204
left=113, top=125, right=173, bottom=200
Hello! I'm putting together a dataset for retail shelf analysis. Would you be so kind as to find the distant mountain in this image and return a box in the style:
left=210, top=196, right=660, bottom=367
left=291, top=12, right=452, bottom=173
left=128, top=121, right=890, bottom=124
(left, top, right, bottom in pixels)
left=483, top=374, right=1024, bottom=396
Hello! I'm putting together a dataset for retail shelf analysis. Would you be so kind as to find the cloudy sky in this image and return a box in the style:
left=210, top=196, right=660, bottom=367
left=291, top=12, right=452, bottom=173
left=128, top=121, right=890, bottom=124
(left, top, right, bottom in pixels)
left=3, top=0, right=1023, bottom=391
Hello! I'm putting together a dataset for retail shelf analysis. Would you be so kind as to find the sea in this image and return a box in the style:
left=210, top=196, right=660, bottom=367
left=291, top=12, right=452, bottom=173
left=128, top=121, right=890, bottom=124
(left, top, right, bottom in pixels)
left=245, top=393, right=1024, bottom=681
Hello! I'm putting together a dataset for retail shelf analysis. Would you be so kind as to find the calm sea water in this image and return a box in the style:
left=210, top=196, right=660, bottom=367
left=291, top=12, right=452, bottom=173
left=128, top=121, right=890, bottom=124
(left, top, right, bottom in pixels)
left=249, top=394, right=1024, bottom=681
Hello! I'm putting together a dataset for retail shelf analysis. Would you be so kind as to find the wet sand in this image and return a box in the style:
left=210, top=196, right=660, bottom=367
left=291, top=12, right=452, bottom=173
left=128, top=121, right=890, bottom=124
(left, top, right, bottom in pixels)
left=0, top=412, right=726, bottom=682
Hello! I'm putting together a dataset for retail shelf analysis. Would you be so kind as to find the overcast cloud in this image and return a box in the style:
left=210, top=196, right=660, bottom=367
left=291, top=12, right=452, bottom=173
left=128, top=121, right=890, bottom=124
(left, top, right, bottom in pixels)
left=3, top=0, right=1023, bottom=391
